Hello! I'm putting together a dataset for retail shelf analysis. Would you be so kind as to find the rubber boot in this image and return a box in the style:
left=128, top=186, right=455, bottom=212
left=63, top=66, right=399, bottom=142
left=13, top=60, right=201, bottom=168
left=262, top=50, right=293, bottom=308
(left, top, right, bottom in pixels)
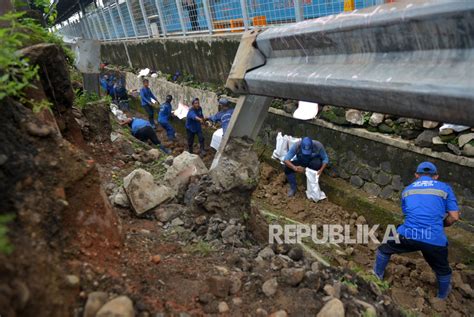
left=436, top=273, right=452, bottom=299
left=287, top=173, right=297, bottom=197
left=373, top=249, right=391, bottom=279
left=199, top=142, right=206, bottom=157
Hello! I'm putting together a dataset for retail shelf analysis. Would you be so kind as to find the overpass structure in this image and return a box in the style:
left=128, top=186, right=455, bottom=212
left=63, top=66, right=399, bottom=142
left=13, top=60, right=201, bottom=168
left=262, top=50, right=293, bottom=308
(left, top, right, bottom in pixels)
left=214, top=0, right=474, bottom=164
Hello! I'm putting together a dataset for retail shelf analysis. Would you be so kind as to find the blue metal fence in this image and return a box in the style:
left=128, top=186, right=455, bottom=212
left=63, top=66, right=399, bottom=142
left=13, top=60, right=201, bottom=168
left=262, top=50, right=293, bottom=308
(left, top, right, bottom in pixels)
left=57, top=0, right=387, bottom=40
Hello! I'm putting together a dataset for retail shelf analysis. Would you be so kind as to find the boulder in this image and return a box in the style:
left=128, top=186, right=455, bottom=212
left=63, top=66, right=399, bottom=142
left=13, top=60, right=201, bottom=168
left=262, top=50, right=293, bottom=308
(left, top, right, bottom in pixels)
left=369, top=113, right=384, bottom=127
left=459, top=133, right=474, bottom=148
left=423, top=120, right=439, bottom=129
left=123, top=169, right=174, bottom=215
left=316, top=298, right=345, bottom=317
left=350, top=176, right=364, bottom=188
left=207, top=276, right=231, bottom=298
left=262, top=278, right=278, bottom=297
left=363, top=182, right=381, bottom=197
left=345, top=109, right=364, bottom=126
left=163, top=151, right=208, bottom=193
left=113, top=187, right=130, bottom=208
left=84, top=292, right=108, bottom=317
left=463, top=143, right=474, bottom=157
left=414, top=130, right=438, bottom=148
left=96, top=296, right=134, bottom=317
left=281, top=268, right=305, bottom=286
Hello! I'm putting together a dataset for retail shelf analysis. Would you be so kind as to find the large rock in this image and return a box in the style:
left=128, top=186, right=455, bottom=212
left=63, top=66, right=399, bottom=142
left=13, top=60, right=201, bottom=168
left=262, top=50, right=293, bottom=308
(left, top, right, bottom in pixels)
left=124, top=169, right=174, bottom=215
left=96, top=296, right=135, bottom=317
left=317, top=298, right=345, bottom=317
left=193, top=138, right=260, bottom=220
left=363, top=182, right=381, bottom=197
left=345, top=109, right=364, bottom=126
left=163, top=151, right=208, bottom=194
left=113, top=187, right=130, bottom=208
left=423, top=120, right=439, bottom=129
left=281, top=268, right=305, bottom=286
left=84, top=292, right=108, bottom=317
left=154, top=204, right=187, bottom=223
left=414, top=130, right=438, bottom=148
left=369, top=113, right=384, bottom=127
left=262, top=278, right=278, bottom=297
left=459, top=133, right=474, bottom=148
left=462, top=143, right=474, bottom=157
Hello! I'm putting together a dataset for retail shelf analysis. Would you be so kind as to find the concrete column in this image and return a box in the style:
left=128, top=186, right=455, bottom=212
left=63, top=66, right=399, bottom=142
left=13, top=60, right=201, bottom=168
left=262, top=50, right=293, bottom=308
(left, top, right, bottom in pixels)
left=202, top=0, right=213, bottom=34
left=211, top=95, right=272, bottom=169
left=175, top=0, right=187, bottom=35
left=294, top=0, right=303, bottom=22
left=239, top=0, right=249, bottom=30
left=154, top=0, right=167, bottom=36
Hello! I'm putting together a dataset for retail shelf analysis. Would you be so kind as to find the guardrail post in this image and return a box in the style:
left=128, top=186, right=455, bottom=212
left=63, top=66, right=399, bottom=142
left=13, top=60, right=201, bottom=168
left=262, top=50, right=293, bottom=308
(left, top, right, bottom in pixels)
left=138, top=0, right=152, bottom=37
left=125, top=0, right=139, bottom=38
left=294, top=0, right=303, bottom=22
left=202, top=0, right=213, bottom=34
left=239, top=0, right=249, bottom=30
left=115, top=0, right=127, bottom=39
left=154, top=0, right=167, bottom=37
left=107, top=5, right=121, bottom=39
left=175, top=0, right=187, bottom=36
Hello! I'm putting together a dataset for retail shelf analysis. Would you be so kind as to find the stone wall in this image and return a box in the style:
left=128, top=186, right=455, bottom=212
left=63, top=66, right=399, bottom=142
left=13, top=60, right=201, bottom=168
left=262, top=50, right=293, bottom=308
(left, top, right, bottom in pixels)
left=258, top=108, right=474, bottom=228
left=123, top=72, right=219, bottom=115
left=101, top=35, right=241, bottom=84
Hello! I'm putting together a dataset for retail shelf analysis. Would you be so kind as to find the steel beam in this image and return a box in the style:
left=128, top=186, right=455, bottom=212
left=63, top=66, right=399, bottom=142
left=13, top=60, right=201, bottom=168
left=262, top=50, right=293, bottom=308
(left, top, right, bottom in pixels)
left=226, top=0, right=474, bottom=126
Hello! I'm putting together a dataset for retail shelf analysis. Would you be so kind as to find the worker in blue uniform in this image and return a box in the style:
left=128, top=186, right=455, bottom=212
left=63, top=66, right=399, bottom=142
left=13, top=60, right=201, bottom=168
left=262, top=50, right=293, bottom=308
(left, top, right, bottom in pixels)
left=139, top=79, right=158, bottom=128
left=283, top=137, right=329, bottom=197
left=158, top=95, right=176, bottom=141
left=373, top=162, right=459, bottom=299
left=185, top=97, right=206, bottom=156
left=206, top=98, right=234, bottom=134
left=120, top=117, right=170, bottom=154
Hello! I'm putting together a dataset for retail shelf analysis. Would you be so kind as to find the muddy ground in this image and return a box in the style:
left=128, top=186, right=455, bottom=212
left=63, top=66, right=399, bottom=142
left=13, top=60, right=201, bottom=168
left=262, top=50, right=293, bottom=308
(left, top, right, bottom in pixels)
left=1, top=95, right=473, bottom=317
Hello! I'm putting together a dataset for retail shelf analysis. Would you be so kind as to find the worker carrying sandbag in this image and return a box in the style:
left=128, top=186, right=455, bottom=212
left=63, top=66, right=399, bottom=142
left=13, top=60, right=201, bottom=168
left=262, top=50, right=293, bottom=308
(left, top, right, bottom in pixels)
left=283, top=136, right=329, bottom=197
left=373, top=162, right=460, bottom=300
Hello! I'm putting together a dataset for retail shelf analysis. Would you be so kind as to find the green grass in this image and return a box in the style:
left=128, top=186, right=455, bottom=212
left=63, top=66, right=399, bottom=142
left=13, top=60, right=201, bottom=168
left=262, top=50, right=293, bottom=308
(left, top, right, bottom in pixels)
left=352, top=265, right=390, bottom=292
left=0, top=214, right=14, bottom=255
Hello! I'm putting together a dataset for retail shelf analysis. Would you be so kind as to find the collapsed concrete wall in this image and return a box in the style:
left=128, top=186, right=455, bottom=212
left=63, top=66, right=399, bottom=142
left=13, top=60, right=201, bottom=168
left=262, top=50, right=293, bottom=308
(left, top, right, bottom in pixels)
left=101, top=35, right=241, bottom=84
left=258, top=108, right=474, bottom=228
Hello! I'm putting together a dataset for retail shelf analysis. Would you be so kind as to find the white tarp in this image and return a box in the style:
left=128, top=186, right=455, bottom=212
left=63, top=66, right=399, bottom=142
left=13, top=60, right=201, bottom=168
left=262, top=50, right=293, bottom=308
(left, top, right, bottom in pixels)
left=305, top=168, right=327, bottom=202
left=174, top=103, right=189, bottom=120
left=293, top=101, right=319, bottom=120
left=210, top=128, right=224, bottom=150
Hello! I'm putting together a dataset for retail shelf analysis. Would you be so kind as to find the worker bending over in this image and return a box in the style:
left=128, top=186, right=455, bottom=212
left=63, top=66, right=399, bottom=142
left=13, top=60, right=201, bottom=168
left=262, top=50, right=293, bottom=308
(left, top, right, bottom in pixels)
left=206, top=98, right=234, bottom=134
left=283, top=137, right=329, bottom=197
left=120, top=117, right=170, bottom=154
left=374, top=162, right=459, bottom=299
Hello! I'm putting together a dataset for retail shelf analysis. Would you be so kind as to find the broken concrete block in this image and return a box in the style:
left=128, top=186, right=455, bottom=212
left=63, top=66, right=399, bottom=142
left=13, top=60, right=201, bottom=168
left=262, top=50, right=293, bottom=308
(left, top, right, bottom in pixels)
left=163, top=151, right=208, bottom=193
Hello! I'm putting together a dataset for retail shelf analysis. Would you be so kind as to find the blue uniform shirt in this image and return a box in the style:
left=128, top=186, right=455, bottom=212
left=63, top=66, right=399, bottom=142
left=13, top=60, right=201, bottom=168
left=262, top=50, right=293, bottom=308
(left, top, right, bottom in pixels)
left=158, top=101, right=172, bottom=124
left=140, top=87, right=157, bottom=106
left=397, top=176, right=458, bottom=247
left=130, top=117, right=151, bottom=135
left=186, top=107, right=204, bottom=133
left=208, top=108, right=234, bottom=133
left=283, top=140, right=329, bottom=165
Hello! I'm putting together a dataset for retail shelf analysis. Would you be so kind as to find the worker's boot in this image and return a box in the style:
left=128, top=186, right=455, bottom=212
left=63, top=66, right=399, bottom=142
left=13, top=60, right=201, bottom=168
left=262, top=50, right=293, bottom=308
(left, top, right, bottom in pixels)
left=373, top=250, right=391, bottom=279
left=287, top=173, right=297, bottom=197
left=436, top=273, right=452, bottom=299
left=199, top=143, right=206, bottom=157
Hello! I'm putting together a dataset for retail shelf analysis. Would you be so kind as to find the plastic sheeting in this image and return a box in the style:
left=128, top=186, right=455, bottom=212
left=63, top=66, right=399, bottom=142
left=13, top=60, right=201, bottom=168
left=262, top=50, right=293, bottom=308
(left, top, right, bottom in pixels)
left=293, top=101, right=319, bottom=120
left=439, top=123, right=470, bottom=133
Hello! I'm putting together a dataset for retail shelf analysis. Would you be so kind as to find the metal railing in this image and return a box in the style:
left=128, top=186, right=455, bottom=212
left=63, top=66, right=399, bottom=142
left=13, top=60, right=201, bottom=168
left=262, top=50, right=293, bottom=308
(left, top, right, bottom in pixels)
left=56, top=0, right=388, bottom=40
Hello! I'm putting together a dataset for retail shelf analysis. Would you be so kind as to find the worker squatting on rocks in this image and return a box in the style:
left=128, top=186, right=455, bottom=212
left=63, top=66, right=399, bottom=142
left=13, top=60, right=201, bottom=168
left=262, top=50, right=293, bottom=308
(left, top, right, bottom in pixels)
left=185, top=97, right=206, bottom=156
left=120, top=117, right=170, bottom=154
left=158, top=95, right=176, bottom=141
left=283, top=137, right=329, bottom=197
left=206, top=98, right=234, bottom=134
left=140, top=79, right=158, bottom=129
left=374, top=162, right=460, bottom=299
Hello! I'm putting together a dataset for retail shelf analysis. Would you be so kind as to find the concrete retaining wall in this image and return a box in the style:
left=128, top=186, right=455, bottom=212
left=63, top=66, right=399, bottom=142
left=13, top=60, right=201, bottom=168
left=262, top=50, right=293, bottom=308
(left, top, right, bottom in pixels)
left=258, top=108, right=474, bottom=228
left=123, top=72, right=219, bottom=115
left=101, top=35, right=241, bottom=84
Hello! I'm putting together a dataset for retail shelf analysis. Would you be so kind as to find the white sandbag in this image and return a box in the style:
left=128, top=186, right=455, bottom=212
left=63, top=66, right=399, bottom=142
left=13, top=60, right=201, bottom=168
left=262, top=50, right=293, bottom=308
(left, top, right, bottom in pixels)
left=305, top=168, right=327, bottom=202
left=272, top=132, right=289, bottom=161
left=137, top=68, right=150, bottom=77
left=293, top=101, right=319, bottom=120
left=210, top=128, right=224, bottom=150
left=174, top=102, right=189, bottom=120
left=288, top=136, right=301, bottom=149
left=439, top=123, right=470, bottom=133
